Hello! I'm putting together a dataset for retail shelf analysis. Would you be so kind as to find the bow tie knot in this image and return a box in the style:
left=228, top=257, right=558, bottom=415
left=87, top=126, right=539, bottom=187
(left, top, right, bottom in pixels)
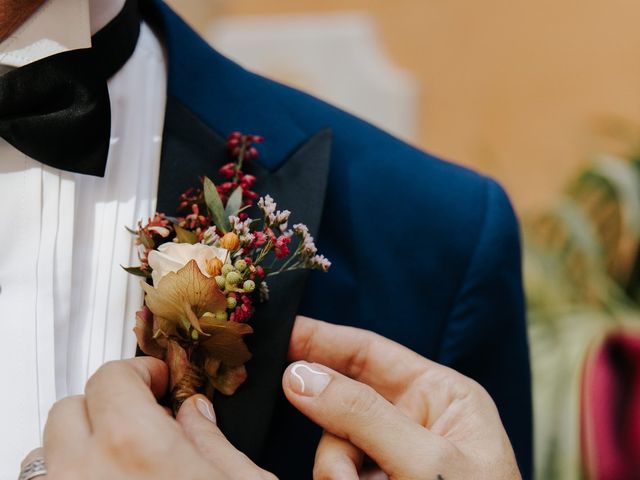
left=0, top=0, right=140, bottom=177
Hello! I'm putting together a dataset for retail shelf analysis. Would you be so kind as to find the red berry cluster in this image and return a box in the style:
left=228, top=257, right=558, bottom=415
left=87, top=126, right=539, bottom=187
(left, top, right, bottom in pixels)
left=177, top=187, right=204, bottom=213
left=217, top=132, right=263, bottom=208
left=174, top=187, right=211, bottom=241
left=229, top=294, right=254, bottom=323
left=227, top=131, right=263, bottom=159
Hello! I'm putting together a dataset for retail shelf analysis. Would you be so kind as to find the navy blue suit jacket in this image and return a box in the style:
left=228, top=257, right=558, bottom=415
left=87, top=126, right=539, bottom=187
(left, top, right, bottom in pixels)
left=144, top=1, right=532, bottom=478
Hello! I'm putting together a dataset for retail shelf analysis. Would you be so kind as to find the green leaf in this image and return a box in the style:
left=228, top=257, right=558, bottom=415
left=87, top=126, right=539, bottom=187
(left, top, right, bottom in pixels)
left=121, top=266, right=151, bottom=278
left=174, top=224, right=198, bottom=244
left=225, top=186, right=243, bottom=219
left=139, top=231, right=155, bottom=250
left=592, top=154, right=640, bottom=235
left=203, top=176, right=230, bottom=233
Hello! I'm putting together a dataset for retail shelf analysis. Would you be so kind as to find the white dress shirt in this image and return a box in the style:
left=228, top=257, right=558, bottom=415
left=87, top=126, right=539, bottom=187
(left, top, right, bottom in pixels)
left=0, top=1, right=167, bottom=474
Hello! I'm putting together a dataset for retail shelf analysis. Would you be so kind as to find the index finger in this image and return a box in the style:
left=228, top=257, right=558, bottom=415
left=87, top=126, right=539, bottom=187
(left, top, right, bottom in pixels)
left=85, top=357, right=170, bottom=431
left=289, top=316, right=438, bottom=400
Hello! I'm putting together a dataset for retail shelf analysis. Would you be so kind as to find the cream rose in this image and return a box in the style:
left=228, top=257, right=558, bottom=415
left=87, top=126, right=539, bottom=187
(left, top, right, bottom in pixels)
left=148, top=242, right=228, bottom=286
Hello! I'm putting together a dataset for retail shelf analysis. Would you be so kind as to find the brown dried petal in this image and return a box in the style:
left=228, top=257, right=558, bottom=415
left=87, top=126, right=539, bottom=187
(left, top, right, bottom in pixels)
left=153, top=315, right=176, bottom=340
left=133, top=307, right=165, bottom=358
left=204, top=357, right=221, bottom=379
left=142, top=260, right=227, bottom=333
left=208, top=364, right=248, bottom=396
left=166, top=340, right=189, bottom=391
left=199, top=316, right=253, bottom=366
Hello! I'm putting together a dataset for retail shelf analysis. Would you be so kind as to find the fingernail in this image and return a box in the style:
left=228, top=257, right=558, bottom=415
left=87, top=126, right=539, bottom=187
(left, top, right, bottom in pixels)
left=196, top=397, right=216, bottom=424
left=289, top=361, right=331, bottom=396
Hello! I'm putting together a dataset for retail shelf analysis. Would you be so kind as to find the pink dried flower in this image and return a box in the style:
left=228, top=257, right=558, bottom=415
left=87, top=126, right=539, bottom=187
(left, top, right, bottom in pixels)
left=308, top=254, right=332, bottom=272
left=274, top=235, right=292, bottom=259
left=252, top=231, right=267, bottom=247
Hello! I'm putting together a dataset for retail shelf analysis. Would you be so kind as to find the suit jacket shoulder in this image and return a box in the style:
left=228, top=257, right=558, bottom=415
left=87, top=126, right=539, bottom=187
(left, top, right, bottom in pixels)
left=148, top=2, right=532, bottom=476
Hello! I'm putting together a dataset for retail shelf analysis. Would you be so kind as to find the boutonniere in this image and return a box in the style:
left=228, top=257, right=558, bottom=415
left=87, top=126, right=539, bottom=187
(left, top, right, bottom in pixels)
left=125, top=133, right=330, bottom=412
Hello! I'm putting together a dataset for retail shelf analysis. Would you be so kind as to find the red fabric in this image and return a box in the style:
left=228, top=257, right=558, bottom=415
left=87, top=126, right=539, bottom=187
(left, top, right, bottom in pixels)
left=581, top=331, right=640, bottom=479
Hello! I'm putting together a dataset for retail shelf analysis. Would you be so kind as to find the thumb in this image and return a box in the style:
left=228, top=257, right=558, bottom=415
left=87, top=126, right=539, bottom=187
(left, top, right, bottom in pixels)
left=176, top=395, right=258, bottom=473
left=283, top=361, right=448, bottom=477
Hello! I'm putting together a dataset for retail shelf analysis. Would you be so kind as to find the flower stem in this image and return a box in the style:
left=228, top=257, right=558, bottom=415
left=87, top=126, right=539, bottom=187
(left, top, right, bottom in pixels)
left=172, top=361, right=204, bottom=415
left=267, top=263, right=304, bottom=276
left=233, top=143, right=247, bottom=184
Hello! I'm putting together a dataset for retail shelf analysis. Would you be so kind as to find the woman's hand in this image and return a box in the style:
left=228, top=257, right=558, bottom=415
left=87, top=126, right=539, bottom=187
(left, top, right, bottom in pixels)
left=283, top=316, right=521, bottom=480
left=31, top=357, right=275, bottom=480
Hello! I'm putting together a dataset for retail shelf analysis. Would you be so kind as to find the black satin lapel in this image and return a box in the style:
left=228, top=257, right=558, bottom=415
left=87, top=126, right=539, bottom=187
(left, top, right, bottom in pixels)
left=250, top=128, right=332, bottom=228
left=157, top=103, right=332, bottom=460
left=213, top=129, right=332, bottom=461
left=156, top=97, right=227, bottom=213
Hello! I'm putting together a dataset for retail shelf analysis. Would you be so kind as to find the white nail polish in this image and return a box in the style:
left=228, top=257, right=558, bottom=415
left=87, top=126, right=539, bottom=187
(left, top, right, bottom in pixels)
left=196, top=398, right=216, bottom=423
left=290, top=362, right=331, bottom=396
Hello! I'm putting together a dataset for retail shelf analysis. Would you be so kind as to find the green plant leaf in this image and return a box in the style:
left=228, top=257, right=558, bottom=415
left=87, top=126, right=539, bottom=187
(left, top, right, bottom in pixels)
left=592, top=154, right=640, bottom=235
left=204, top=176, right=230, bottom=233
left=139, top=231, right=154, bottom=249
left=225, top=186, right=243, bottom=218
left=174, top=224, right=198, bottom=244
left=121, top=266, right=151, bottom=278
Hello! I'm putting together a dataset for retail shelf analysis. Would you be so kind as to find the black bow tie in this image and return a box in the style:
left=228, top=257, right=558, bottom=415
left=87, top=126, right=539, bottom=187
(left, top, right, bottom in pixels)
left=0, top=0, right=141, bottom=177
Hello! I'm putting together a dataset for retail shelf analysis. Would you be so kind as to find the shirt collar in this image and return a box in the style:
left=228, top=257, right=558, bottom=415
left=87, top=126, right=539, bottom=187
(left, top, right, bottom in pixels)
left=0, top=0, right=110, bottom=68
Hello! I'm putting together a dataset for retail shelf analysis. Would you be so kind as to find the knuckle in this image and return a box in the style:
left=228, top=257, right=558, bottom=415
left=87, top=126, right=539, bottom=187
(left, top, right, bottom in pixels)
left=468, top=378, right=492, bottom=400
left=85, top=361, right=120, bottom=390
left=433, top=438, right=460, bottom=461
left=47, top=398, right=68, bottom=419
left=447, top=376, right=475, bottom=402
left=45, top=395, right=84, bottom=431
left=341, top=384, right=380, bottom=417
left=101, top=423, right=150, bottom=459
left=450, top=374, right=495, bottom=409
left=344, top=329, right=377, bottom=379
left=418, top=367, right=479, bottom=402
left=97, top=359, right=122, bottom=375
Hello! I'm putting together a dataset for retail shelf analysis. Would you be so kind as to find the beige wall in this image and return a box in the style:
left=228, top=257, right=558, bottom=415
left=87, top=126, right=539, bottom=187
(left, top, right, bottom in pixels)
left=167, top=0, right=640, bottom=213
